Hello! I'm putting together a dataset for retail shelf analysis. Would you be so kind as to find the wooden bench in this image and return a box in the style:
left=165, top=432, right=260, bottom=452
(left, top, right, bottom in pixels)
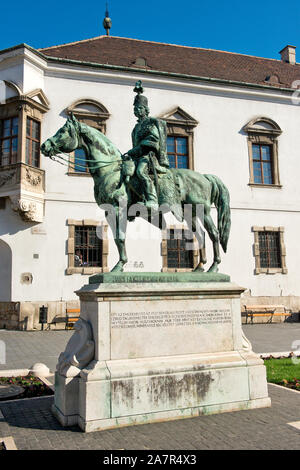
left=49, top=317, right=67, bottom=329
left=243, top=304, right=291, bottom=324
left=48, top=308, right=80, bottom=330
left=65, top=308, right=80, bottom=330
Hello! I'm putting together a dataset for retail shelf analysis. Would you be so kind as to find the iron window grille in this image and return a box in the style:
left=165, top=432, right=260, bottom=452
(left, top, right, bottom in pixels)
left=258, top=231, right=282, bottom=268
left=74, top=226, right=103, bottom=267
left=167, top=228, right=194, bottom=269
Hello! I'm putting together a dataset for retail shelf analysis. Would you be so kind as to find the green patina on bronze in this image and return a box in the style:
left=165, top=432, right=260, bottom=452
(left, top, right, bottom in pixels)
left=125, top=80, right=170, bottom=210
left=89, top=272, right=230, bottom=284
left=41, top=80, right=231, bottom=274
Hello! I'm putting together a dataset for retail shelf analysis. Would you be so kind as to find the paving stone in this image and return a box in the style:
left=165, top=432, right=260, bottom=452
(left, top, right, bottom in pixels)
left=0, top=323, right=299, bottom=373
left=0, top=323, right=300, bottom=449
left=0, top=330, right=73, bottom=372
left=243, top=323, right=300, bottom=354
left=0, top=384, right=299, bottom=450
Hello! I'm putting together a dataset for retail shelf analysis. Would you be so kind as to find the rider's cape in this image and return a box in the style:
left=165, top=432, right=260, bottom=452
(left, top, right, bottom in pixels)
left=131, top=117, right=169, bottom=168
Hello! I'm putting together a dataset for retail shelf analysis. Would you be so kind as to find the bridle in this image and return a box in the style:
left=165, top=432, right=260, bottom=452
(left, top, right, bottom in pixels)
left=46, top=121, right=123, bottom=171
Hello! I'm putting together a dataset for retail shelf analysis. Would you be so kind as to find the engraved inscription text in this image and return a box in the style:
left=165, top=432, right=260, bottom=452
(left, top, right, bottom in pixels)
left=111, top=309, right=231, bottom=329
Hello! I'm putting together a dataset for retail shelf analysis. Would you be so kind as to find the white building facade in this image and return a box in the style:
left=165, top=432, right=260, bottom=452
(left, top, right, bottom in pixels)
left=0, top=37, right=300, bottom=329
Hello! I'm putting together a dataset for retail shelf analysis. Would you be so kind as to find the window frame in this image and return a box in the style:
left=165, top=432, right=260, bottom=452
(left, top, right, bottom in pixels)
left=0, top=88, right=48, bottom=169
left=252, top=143, right=274, bottom=185
left=0, top=116, right=19, bottom=167
left=25, top=117, right=41, bottom=168
left=66, top=219, right=109, bottom=275
left=158, top=107, right=198, bottom=170
left=167, top=135, right=189, bottom=169
left=66, top=100, right=110, bottom=176
left=161, top=225, right=199, bottom=272
left=252, top=226, right=287, bottom=274
left=71, top=148, right=90, bottom=175
left=0, top=85, right=49, bottom=223
left=244, top=117, right=282, bottom=188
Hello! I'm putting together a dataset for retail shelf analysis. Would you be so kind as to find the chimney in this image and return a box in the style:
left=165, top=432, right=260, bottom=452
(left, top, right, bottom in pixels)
left=279, top=45, right=296, bottom=64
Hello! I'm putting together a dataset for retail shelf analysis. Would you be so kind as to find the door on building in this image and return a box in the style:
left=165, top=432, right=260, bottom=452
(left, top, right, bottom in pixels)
left=0, top=239, right=12, bottom=301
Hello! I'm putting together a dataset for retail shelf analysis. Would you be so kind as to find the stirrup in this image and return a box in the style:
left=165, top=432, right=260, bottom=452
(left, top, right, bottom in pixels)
left=144, top=200, right=159, bottom=211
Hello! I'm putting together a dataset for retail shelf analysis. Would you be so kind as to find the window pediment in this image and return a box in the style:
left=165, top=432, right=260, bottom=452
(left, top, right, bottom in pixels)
left=66, top=99, right=110, bottom=120
left=244, top=117, right=282, bottom=136
left=1, top=86, right=50, bottom=114
left=26, top=89, right=50, bottom=110
left=159, top=106, right=198, bottom=128
left=66, top=99, right=110, bottom=175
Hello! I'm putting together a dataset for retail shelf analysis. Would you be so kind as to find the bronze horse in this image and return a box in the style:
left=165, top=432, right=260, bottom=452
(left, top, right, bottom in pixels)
left=41, top=114, right=231, bottom=273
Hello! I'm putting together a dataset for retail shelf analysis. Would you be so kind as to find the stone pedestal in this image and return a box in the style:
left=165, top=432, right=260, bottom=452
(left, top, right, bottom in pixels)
left=52, top=275, right=271, bottom=432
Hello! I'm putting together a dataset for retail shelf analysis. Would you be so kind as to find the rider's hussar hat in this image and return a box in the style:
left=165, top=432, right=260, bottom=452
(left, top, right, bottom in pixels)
left=133, top=80, right=148, bottom=107
left=134, top=94, right=148, bottom=107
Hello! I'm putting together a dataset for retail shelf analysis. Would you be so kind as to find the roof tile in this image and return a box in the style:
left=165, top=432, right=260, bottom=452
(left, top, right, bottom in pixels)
left=39, top=36, right=300, bottom=88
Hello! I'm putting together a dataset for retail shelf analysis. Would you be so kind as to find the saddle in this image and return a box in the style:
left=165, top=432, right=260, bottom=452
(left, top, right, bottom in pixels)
left=121, top=153, right=167, bottom=179
left=121, top=155, right=184, bottom=222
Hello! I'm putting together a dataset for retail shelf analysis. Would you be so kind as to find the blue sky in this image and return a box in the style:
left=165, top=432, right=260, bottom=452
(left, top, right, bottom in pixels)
left=1, top=0, right=300, bottom=60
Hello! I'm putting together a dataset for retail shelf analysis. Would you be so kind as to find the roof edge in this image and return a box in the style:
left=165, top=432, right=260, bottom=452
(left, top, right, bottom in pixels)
left=0, top=42, right=297, bottom=95
left=42, top=53, right=297, bottom=94
left=0, top=43, right=28, bottom=55
left=39, top=35, right=297, bottom=65
left=37, top=35, right=108, bottom=51
left=0, top=43, right=47, bottom=60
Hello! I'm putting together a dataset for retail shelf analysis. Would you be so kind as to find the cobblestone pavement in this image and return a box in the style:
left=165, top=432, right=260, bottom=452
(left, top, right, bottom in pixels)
left=0, top=325, right=299, bottom=450
left=0, top=330, right=73, bottom=372
left=0, top=323, right=299, bottom=373
left=243, top=323, right=300, bottom=354
left=0, top=384, right=299, bottom=450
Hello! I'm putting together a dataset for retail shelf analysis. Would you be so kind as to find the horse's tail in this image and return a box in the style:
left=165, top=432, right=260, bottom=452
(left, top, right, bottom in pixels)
left=203, top=174, right=231, bottom=253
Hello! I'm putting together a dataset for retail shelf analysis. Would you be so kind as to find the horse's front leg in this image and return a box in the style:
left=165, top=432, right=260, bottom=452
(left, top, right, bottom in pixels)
left=106, top=205, right=128, bottom=272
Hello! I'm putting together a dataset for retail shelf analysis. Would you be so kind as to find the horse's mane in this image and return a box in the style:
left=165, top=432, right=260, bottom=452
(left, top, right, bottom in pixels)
left=77, top=121, right=122, bottom=159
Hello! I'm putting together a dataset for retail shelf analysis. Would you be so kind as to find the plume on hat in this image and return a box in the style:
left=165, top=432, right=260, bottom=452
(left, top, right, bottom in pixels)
left=133, top=80, right=148, bottom=107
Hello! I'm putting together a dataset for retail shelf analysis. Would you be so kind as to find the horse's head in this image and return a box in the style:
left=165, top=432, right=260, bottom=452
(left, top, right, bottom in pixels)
left=41, top=113, right=80, bottom=157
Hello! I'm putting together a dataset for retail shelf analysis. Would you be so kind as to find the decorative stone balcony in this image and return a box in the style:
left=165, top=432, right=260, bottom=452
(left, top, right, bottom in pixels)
left=0, top=163, right=45, bottom=222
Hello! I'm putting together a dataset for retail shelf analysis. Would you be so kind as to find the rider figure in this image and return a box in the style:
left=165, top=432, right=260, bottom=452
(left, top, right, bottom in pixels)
left=125, top=81, right=169, bottom=210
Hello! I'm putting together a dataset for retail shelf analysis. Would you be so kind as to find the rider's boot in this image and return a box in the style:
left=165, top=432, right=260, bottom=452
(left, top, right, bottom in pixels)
left=144, top=178, right=159, bottom=211
left=144, top=199, right=159, bottom=211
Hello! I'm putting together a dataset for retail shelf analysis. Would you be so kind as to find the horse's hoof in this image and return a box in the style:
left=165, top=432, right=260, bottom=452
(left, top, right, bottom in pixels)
left=110, top=263, right=124, bottom=273
left=207, top=263, right=219, bottom=273
left=193, top=266, right=205, bottom=272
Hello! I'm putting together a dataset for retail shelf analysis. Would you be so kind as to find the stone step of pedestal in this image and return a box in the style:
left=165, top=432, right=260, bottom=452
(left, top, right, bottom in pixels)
left=89, top=271, right=230, bottom=285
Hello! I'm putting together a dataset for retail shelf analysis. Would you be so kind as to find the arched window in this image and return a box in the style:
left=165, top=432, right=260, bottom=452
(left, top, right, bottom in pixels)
left=65, top=99, right=110, bottom=175
left=243, top=117, right=282, bottom=187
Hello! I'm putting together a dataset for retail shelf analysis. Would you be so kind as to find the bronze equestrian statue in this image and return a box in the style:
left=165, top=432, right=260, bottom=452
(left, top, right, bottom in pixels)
left=41, top=81, right=231, bottom=273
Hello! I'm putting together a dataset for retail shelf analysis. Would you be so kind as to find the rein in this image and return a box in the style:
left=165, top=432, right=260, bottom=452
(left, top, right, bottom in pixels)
left=48, top=126, right=123, bottom=170
left=50, top=151, right=121, bottom=171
